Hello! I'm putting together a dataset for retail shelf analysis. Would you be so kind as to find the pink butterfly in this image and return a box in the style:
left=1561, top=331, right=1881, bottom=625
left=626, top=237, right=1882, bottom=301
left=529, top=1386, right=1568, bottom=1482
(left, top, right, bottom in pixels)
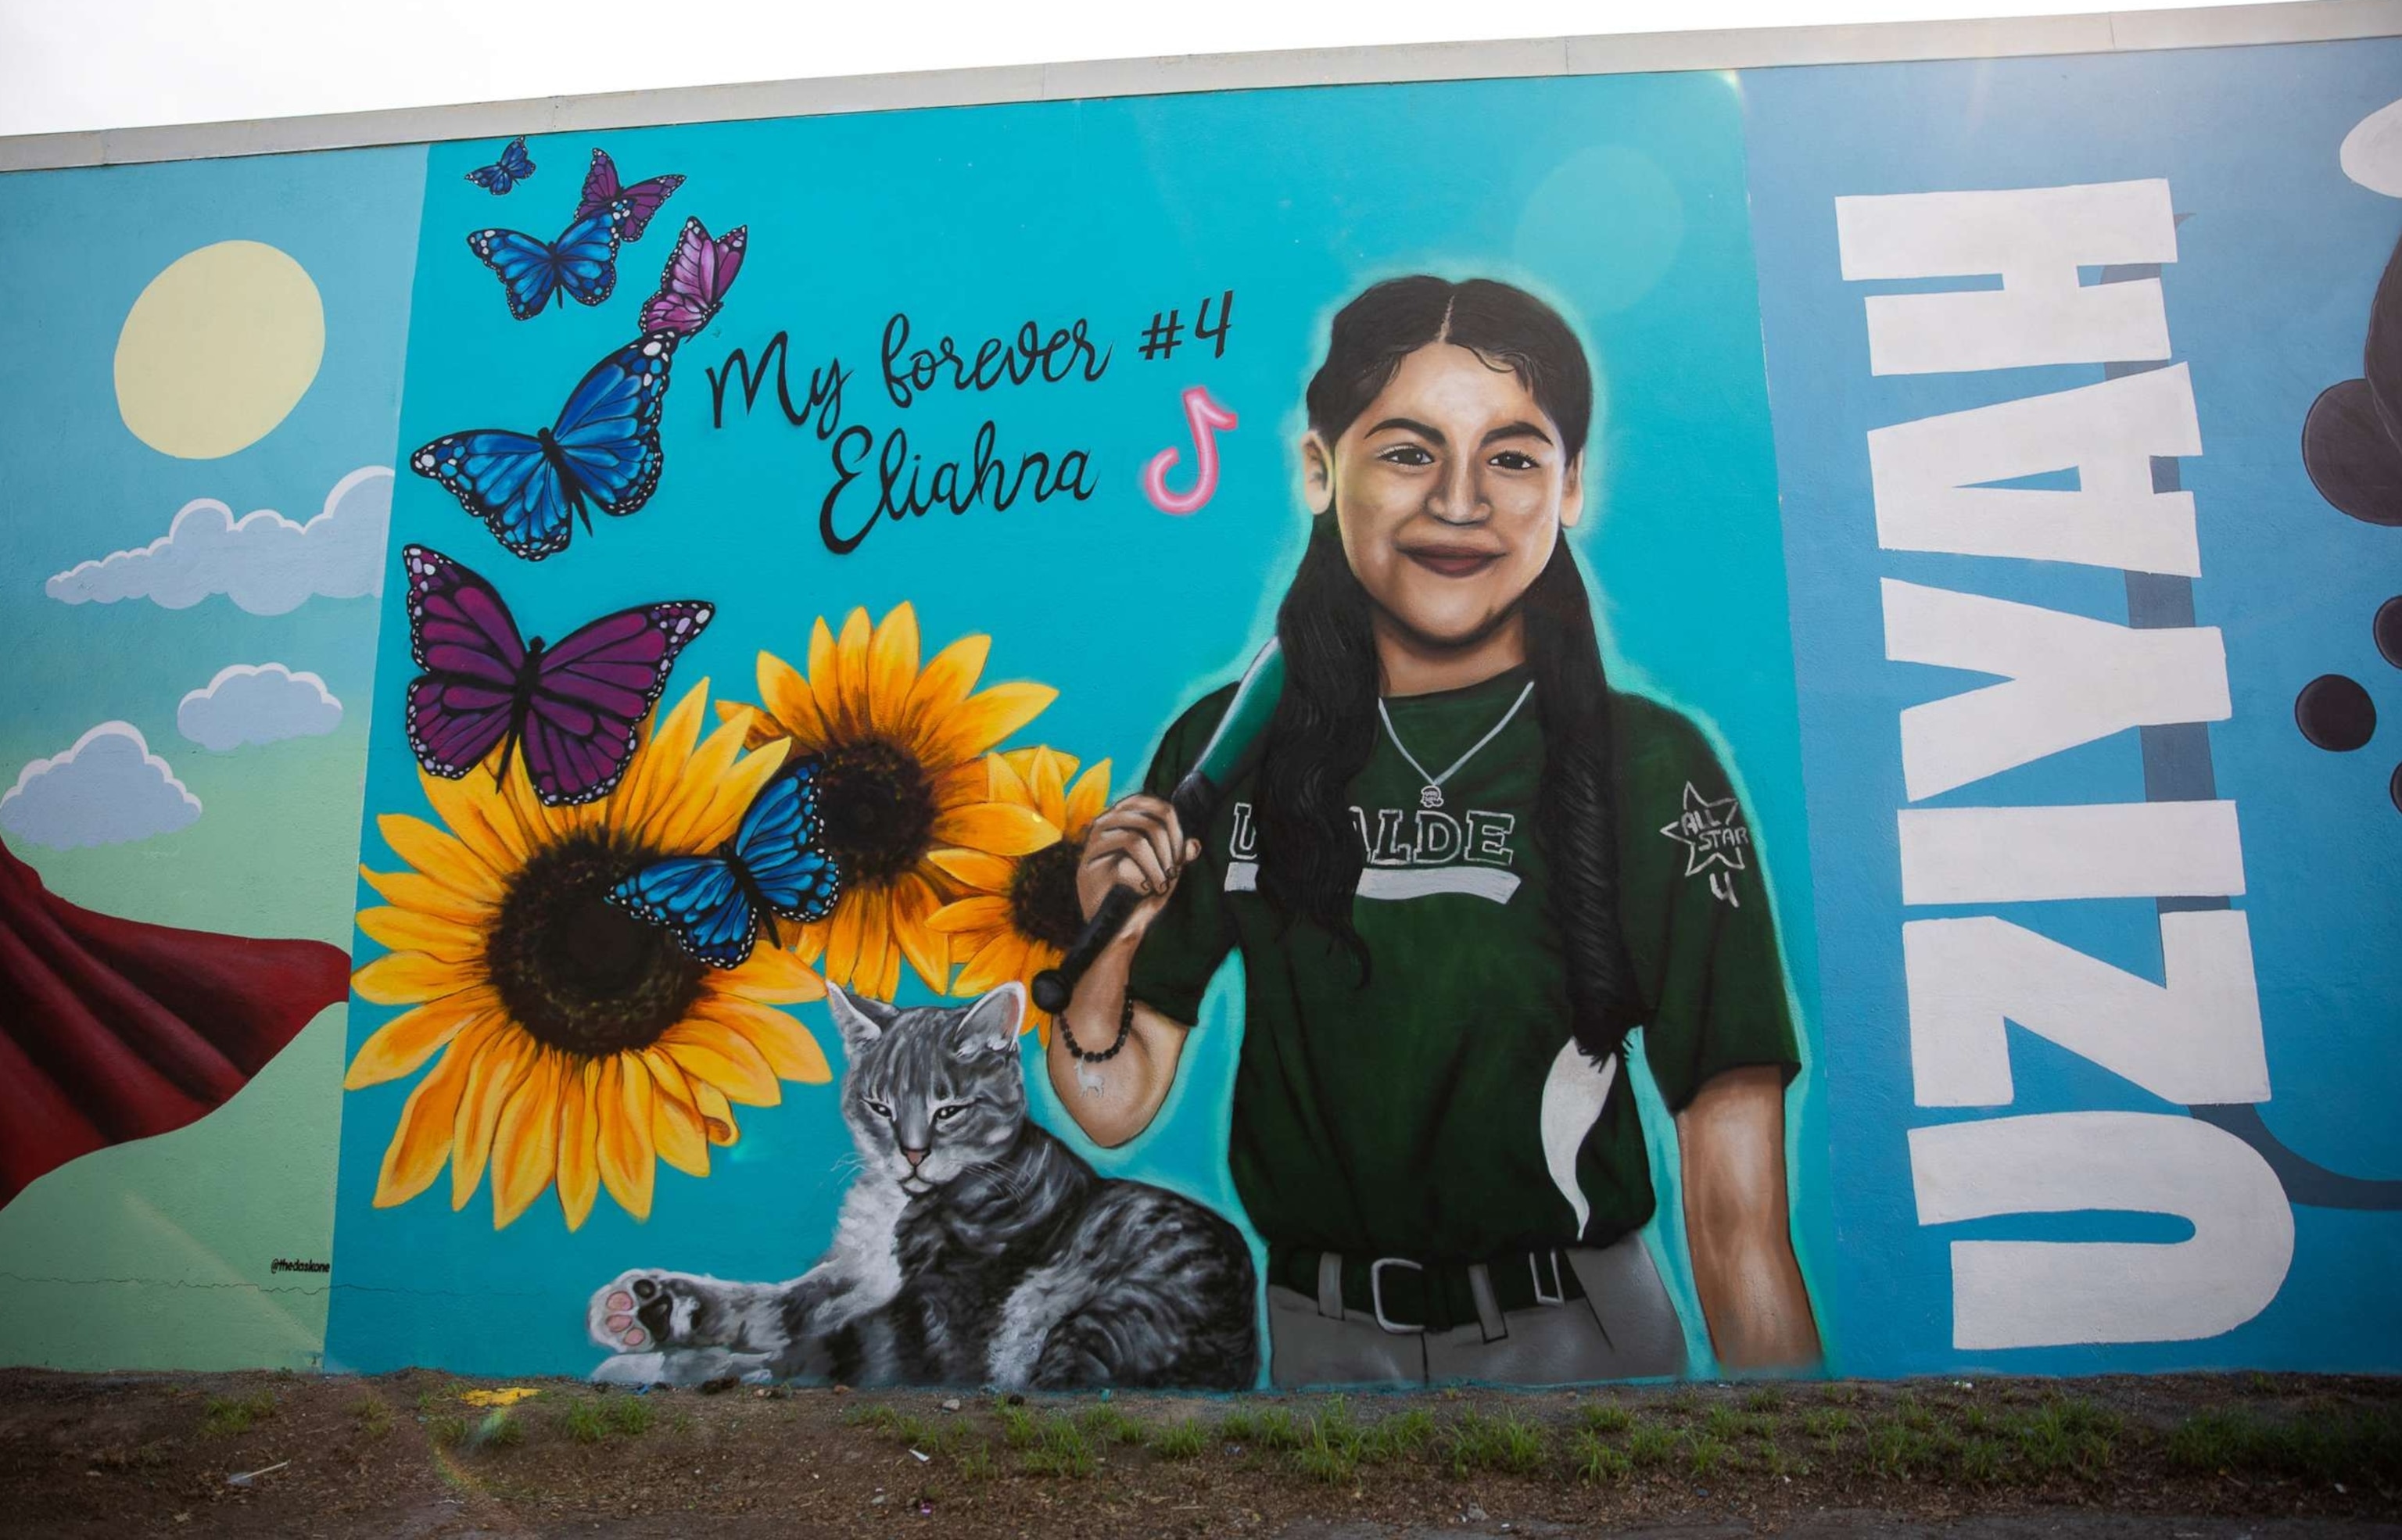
left=575, top=149, right=683, bottom=242
left=640, top=217, right=747, bottom=336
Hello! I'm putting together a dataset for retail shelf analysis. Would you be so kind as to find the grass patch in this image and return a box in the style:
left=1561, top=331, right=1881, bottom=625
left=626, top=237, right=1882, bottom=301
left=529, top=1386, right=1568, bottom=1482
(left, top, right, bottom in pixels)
left=1152, top=1419, right=1210, bottom=1459
left=956, top=1440, right=997, bottom=1481
left=1572, top=1430, right=1632, bottom=1484
left=996, top=1400, right=1041, bottom=1449
left=199, top=1391, right=276, bottom=1437
left=564, top=1394, right=657, bottom=1444
left=2166, top=1406, right=2402, bottom=1481
left=1361, top=1408, right=1437, bottom=1463
left=471, top=1409, right=525, bottom=1450
left=2008, top=1399, right=2119, bottom=1478
left=351, top=1396, right=393, bottom=1438
left=1016, top=1414, right=1095, bottom=1478
left=1577, top=1402, right=1633, bottom=1435
left=1862, top=1419, right=1941, bottom=1479
left=1686, top=1433, right=1730, bottom=1477
left=1077, top=1402, right=1146, bottom=1447
left=428, top=1414, right=470, bottom=1448
left=1446, top=1409, right=1548, bottom=1477
left=1627, top=1422, right=1680, bottom=1470
left=1743, top=1386, right=1787, bottom=1414
left=1959, top=1434, right=2007, bottom=1485
left=1216, top=1408, right=1260, bottom=1445
left=1701, top=1406, right=1744, bottom=1442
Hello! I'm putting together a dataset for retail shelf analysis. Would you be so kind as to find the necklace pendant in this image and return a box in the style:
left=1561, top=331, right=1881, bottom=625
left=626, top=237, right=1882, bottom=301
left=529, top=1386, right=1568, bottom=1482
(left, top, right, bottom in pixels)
left=1077, top=1062, right=1106, bottom=1097
left=1419, top=784, right=1444, bottom=810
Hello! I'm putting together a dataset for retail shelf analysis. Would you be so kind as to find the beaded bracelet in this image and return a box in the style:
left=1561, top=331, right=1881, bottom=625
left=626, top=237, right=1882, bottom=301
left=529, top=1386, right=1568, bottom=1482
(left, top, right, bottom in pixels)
left=1059, top=992, right=1135, bottom=1064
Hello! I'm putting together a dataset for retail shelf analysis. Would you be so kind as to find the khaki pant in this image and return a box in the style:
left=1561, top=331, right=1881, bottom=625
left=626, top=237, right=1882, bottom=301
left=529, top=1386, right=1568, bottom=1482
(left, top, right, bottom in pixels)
left=1265, top=1236, right=1687, bottom=1388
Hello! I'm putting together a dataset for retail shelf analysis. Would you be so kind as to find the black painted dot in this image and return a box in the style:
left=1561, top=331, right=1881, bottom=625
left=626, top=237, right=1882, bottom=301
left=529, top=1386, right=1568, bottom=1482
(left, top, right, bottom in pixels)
left=2379, top=596, right=2402, bottom=671
left=2296, top=674, right=2377, bottom=751
left=2392, top=762, right=2402, bottom=815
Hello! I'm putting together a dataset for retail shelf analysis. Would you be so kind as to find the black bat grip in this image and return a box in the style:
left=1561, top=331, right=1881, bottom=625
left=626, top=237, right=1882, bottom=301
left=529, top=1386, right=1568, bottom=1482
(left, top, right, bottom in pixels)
left=1030, top=772, right=1220, bottom=1017
left=1031, top=883, right=1142, bottom=1015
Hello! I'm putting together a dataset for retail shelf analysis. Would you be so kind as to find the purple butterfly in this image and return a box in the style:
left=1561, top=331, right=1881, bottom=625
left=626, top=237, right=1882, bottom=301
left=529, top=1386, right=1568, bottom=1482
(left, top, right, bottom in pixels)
left=575, top=149, right=683, bottom=243
left=402, top=545, right=713, bottom=807
left=640, top=218, right=747, bottom=335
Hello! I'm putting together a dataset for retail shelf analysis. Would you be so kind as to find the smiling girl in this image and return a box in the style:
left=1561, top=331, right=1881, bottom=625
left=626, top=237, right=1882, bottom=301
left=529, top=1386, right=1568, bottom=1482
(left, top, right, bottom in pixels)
left=1052, top=276, right=1819, bottom=1386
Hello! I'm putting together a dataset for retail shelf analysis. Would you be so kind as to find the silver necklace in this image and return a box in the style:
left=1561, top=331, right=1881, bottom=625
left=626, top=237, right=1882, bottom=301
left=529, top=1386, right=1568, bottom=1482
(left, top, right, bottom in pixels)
left=1376, top=679, right=1535, bottom=810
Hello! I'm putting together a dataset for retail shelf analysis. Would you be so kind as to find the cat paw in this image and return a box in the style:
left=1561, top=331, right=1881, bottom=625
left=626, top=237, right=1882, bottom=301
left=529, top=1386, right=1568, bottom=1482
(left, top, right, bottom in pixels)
left=588, top=1269, right=697, bottom=1353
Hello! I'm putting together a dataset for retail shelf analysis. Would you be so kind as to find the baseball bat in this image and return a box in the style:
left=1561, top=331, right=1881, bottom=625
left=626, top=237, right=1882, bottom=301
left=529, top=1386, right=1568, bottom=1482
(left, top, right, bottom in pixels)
left=1031, top=640, right=1285, bottom=1015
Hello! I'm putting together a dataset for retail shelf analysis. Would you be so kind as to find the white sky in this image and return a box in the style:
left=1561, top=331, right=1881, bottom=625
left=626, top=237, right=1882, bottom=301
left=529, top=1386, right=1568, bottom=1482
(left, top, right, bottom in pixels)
left=0, top=0, right=2284, bottom=140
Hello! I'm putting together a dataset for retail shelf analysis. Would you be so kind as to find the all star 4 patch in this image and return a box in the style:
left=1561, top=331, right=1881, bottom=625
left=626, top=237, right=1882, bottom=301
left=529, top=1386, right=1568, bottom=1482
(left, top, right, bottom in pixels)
left=1661, top=781, right=1749, bottom=907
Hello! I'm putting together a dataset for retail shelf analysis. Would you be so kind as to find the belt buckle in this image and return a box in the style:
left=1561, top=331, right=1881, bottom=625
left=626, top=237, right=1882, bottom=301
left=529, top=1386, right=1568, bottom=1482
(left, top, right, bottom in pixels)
left=1368, top=1257, right=1425, bottom=1335
left=1529, top=1249, right=1565, bottom=1306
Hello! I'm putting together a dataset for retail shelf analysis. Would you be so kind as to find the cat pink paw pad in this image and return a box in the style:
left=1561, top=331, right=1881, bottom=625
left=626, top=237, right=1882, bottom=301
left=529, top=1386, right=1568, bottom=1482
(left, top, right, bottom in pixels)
left=607, top=1290, right=634, bottom=1312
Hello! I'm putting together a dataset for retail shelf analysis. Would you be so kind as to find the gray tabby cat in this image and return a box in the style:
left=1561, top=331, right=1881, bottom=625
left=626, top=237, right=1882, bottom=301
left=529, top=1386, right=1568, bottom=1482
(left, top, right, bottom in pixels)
left=586, top=980, right=1259, bottom=1390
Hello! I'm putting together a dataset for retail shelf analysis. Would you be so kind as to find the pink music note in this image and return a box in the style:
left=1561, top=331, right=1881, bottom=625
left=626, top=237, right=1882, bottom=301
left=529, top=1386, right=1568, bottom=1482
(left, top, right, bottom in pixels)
left=1142, top=386, right=1239, bottom=516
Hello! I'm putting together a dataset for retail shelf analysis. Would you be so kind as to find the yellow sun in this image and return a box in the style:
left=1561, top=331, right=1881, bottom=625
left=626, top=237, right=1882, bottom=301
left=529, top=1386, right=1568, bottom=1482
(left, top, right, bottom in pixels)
left=115, top=241, right=324, bottom=459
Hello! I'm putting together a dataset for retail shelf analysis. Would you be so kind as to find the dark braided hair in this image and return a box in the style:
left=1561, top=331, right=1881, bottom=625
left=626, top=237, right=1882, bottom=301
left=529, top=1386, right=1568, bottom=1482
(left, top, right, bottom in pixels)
left=1253, top=275, right=1646, bottom=1060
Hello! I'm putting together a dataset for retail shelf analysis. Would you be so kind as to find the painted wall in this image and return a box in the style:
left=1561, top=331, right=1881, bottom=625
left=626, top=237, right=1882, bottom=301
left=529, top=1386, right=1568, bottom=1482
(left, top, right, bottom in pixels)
left=1, top=33, right=2395, bottom=1388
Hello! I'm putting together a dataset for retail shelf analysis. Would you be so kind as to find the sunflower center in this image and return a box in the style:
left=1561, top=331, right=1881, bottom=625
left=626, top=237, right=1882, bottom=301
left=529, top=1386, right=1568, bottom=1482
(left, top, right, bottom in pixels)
left=816, top=736, right=937, bottom=886
left=486, top=833, right=704, bottom=1058
left=1008, top=838, right=1087, bottom=952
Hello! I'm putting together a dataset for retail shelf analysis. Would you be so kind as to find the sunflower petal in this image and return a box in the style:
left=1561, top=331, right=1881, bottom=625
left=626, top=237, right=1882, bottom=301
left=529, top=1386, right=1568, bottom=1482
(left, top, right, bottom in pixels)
left=676, top=732, right=791, bottom=854
left=352, top=949, right=478, bottom=1007
left=982, top=750, right=1035, bottom=809
left=377, top=814, right=504, bottom=905
left=652, top=1073, right=711, bottom=1177
left=596, top=1056, right=659, bottom=1220
left=621, top=682, right=709, bottom=835
left=371, top=1019, right=493, bottom=1209
left=450, top=1033, right=533, bottom=1210
left=695, top=995, right=834, bottom=1084
left=927, top=847, right=1016, bottom=894
left=344, top=991, right=493, bottom=1090
left=691, top=1080, right=739, bottom=1145
left=926, top=894, right=1012, bottom=936
left=921, top=682, right=1057, bottom=771
left=418, top=767, right=533, bottom=872
left=902, top=633, right=991, bottom=750
left=355, top=905, right=482, bottom=963
left=717, top=699, right=781, bottom=751
left=954, top=931, right=1034, bottom=996
left=891, top=874, right=950, bottom=995
left=557, top=1062, right=601, bottom=1230
left=932, top=801, right=1062, bottom=858
left=360, top=865, right=489, bottom=926
left=757, top=649, right=828, bottom=748
left=1021, top=749, right=1068, bottom=824
left=866, top=603, right=920, bottom=737
left=491, top=1052, right=565, bottom=1229
left=805, top=614, right=841, bottom=728
left=827, top=607, right=872, bottom=740
left=660, top=1019, right=782, bottom=1106
left=823, top=883, right=873, bottom=988
left=723, top=944, right=827, bottom=1005
left=1063, top=760, right=1113, bottom=838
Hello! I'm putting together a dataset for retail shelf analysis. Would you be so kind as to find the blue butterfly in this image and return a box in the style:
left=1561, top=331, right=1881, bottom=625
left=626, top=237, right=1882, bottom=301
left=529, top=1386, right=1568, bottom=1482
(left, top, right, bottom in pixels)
left=464, top=136, right=536, bottom=195
left=468, top=200, right=626, bottom=320
left=608, top=759, right=844, bottom=969
left=410, top=331, right=678, bottom=560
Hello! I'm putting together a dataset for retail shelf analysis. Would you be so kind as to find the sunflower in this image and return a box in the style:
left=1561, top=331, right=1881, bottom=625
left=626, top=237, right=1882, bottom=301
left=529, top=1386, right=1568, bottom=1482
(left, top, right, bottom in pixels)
left=345, top=683, right=832, bottom=1230
left=717, top=603, right=1059, bottom=1000
left=924, top=748, right=1112, bottom=1044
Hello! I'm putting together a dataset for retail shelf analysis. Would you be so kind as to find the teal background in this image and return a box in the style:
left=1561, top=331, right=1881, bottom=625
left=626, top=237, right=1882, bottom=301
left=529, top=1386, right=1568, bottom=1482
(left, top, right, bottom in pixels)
left=324, top=71, right=1826, bottom=1381
left=0, top=145, right=425, bottom=1367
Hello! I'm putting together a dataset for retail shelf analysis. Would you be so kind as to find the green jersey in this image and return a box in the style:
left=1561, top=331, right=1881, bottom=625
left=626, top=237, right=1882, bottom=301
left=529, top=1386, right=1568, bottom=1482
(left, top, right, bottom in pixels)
left=1126, top=667, right=1800, bottom=1263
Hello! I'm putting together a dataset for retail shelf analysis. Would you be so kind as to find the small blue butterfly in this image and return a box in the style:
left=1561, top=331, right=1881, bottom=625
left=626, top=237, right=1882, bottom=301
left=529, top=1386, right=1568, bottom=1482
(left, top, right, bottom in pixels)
left=468, top=200, right=626, bottom=321
left=465, top=136, right=536, bottom=195
left=410, top=331, right=678, bottom=561
left=608, top=759, right=844, bottom=969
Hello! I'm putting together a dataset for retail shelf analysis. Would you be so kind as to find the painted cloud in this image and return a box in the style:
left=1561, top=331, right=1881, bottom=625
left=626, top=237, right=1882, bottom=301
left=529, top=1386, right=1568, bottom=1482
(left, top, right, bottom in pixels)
left=0, top=723, right=203, bottom=848
left=177, top=664, right=343, bottom=751
left=44, top=464, right=392, bottom=616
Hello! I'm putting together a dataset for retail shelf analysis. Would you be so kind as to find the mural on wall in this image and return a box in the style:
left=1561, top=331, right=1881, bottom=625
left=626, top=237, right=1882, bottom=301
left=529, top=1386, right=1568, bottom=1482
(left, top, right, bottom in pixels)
left=2, top=30, right=2396, bottom=1390
left=0, top=148, right=425, bottom=1370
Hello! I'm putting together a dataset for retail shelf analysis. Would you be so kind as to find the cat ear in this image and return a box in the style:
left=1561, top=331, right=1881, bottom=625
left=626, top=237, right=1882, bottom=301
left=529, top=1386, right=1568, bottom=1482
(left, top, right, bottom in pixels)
left=951, top=981, right=1025, bottom=1059
left=825, top=981, right=897, bottom=1054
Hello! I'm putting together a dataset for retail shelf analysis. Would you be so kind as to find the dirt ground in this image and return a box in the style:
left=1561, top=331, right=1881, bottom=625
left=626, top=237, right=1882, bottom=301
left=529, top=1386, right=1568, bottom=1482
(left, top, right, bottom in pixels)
left=0, top=1367, right=2395, bottom=1538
